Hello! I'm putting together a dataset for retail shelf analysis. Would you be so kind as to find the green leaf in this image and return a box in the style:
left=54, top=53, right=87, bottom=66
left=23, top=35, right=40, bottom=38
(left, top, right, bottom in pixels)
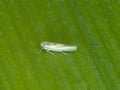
left=0, top=0, right=120, bottom=90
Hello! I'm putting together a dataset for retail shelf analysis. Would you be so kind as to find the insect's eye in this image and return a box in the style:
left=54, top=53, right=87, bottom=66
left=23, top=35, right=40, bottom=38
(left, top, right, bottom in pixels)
left=46, top=42, right=49, bottom=45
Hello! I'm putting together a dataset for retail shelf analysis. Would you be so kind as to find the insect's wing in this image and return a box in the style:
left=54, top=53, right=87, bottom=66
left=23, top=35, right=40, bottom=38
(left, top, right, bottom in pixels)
left=54, top=43, right=65, bottom=46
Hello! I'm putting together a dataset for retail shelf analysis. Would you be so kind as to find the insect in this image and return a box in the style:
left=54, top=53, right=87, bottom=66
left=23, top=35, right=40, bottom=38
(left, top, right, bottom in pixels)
left=39, top=41, right=77, bottom=55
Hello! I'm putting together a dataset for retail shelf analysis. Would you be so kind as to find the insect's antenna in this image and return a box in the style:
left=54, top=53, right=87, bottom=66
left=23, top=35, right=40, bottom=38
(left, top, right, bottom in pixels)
left=39, top=48, right=43, bottom=54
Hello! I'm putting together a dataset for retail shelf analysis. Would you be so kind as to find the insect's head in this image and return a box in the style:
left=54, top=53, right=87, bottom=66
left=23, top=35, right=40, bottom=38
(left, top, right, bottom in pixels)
left=39, top=42, right=47, bottom=53
left=41, top=42, right=48, bottom=48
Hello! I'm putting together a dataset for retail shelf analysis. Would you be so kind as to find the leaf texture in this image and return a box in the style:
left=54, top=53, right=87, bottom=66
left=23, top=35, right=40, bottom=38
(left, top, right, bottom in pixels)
left=0, top=0, right=120, bottom=90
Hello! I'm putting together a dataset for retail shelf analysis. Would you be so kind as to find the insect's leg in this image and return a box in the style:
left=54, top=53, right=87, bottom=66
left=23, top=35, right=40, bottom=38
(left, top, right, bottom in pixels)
left=46, top=50, right=55, bottom=55
left=60, top=51, right=68, bottom=55
left=39, top=48, right=43, bottom=54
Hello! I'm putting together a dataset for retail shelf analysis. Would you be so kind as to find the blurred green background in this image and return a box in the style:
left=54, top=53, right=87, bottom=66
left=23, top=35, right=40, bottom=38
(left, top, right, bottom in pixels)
left=0, top=0, right=120, bottom=90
